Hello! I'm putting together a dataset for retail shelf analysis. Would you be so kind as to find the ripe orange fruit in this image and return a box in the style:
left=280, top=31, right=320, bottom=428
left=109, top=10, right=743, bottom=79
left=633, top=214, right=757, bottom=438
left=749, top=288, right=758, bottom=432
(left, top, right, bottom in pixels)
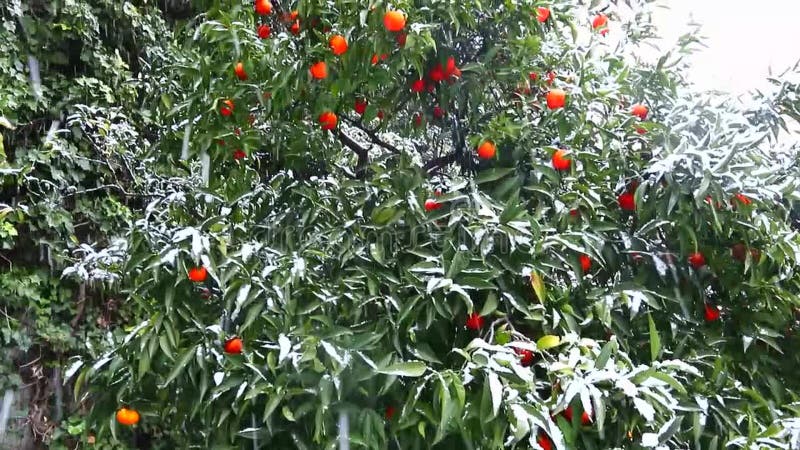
left=688, top=252, right=706, bottom=269
left=254, top=0, right=272, bottom=15
left=551, top=149, right=571, bottom=171
left=592, top=13, right=608, bottom=30
left=224, top=337, right=243, bottom=354
left=257, top=24, right=271, bottom=39
left=234, top=62, right=247, bottom=81
left=188, top=266, right=207, bottom=282
left=704, top=303, right=721, bottom=322
left=354, top=98, right=367, bottom=115
left=383, top=10, right=406, bottom=32
left=411, top=79, right=425, bottom=93
left=618, top=192, right=635, bottom=211
left=631, top=103, right=648, bottom=120
left=444, top=56, right=457, bottom=75
left=309, top=61, right=328, bottom=79
left=546, top=89, right=566, bottom=109
left=562, top=406, right=592, bottom=426
left=219, top=99, right=234, bottom=117
left=429, top=63, right=445, bottom=82
left=289, top=20, right=301, bottom=35
left=515, top=347, right=534, bottom=366
left=424, top=199, right=441, bottom=212
left=465, top=312, right=484, bottom=330
left=537, top=434, right=553, bottom=450
left=370, top=54, right=380, bottom=65
left=449, top=66, right=462, bottom=81
left=579, top=254, right=592, bottom=272
left=477, top=141, right=496, bottom=159
left=731, top=193, right=752, bottom=207
left=319, top=111, right=338, bottom=130
left=536, top=7, right=550, bottom=22
left=116, top=408, right=140, bottom=426
left=546, top=71, right=556, bottom=85
left=329, top=34, right=348, bottom=55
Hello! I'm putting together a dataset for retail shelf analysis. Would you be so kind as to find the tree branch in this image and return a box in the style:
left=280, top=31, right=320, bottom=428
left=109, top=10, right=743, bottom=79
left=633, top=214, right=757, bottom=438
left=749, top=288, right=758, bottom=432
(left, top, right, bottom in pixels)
left=343, top=118, right=401, bottom=154
left=423, top=151, right=458, bottom=174
left=336, top=129, right=369, bottom=178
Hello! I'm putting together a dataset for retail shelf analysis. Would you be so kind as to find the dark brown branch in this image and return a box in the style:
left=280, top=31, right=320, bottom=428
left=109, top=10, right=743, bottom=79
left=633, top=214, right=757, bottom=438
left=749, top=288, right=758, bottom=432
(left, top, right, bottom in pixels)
left=423, top=151, right=458, bottom=174
left=343, top=118, right=401, bottom=154
left=336, top=130, right=369, bottom=178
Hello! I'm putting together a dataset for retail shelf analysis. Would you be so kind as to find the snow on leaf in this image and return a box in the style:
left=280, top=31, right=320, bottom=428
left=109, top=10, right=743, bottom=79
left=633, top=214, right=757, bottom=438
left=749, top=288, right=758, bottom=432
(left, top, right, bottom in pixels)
left=633, top=397, right=656, bottom=422
left=278, top=334, right=292, bottom=363
left=488, top=372, right=503, bottom=418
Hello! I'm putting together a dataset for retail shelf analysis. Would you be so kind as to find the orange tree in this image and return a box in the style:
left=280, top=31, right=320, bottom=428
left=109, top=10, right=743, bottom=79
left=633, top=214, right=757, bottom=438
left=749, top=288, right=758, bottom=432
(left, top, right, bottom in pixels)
left=62, top=0, right=800, bottom=448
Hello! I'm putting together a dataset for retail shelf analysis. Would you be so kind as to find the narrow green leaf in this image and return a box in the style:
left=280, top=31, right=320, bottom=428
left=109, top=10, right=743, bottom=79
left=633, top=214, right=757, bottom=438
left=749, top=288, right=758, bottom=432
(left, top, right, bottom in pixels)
left=476, top=167, right=516, bottom=184
left=378, top=361, right=428, bottom=377
left=594, top=338, right=616, bottom=370
left=530, top=271, right=546, bottom=302
left=648, top=313, right=661, bottom=362
left=487, top=372, right=502, bottom=419
left=536, top=335, right=561, bottom=350
left=162, top=344, right=198, bottom=387
left=479, top=292, right=498, bottom=316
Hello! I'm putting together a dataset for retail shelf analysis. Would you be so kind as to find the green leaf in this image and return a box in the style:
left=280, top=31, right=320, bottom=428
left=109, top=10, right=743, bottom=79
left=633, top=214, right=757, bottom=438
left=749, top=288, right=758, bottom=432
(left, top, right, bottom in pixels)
left=263, top=390, right=284, bottom=421
left=648, top=371, right=688, bottom=396
left=594, top=338, right=617, bottom=370
left=434, top=376, right=453, bottom=444
left=162, top=344, right=198, bottom=387
left=530, top=271, right=546, bottom=302
left=476, top=167, right=516, bottom=184
left=378, top=361, right=428, bottom=377
left=536, top=335, right=561, bottom=350
left=648, top=313, right=661, bottom=362
left=371, top=207, right=397, bottom=225
left=479, top=292, right=498, bottom=316
left=487, top=372, right=502, bottom=419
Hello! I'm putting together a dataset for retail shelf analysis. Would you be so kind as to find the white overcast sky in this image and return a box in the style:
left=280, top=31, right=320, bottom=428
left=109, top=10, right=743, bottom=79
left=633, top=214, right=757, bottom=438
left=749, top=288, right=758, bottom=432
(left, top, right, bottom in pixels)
left=650, top=0, right=800, bottom=94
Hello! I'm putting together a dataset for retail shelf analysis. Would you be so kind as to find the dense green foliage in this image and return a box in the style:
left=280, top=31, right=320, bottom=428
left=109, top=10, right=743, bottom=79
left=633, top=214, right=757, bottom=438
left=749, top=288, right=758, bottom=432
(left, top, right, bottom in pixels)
left=2, top=0, right=800, bottom=449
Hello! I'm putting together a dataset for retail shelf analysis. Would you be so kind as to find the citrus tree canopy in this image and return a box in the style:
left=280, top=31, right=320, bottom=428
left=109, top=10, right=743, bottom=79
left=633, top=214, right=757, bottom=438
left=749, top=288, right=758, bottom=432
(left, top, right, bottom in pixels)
left=2, top=0, right=800, bottom=449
